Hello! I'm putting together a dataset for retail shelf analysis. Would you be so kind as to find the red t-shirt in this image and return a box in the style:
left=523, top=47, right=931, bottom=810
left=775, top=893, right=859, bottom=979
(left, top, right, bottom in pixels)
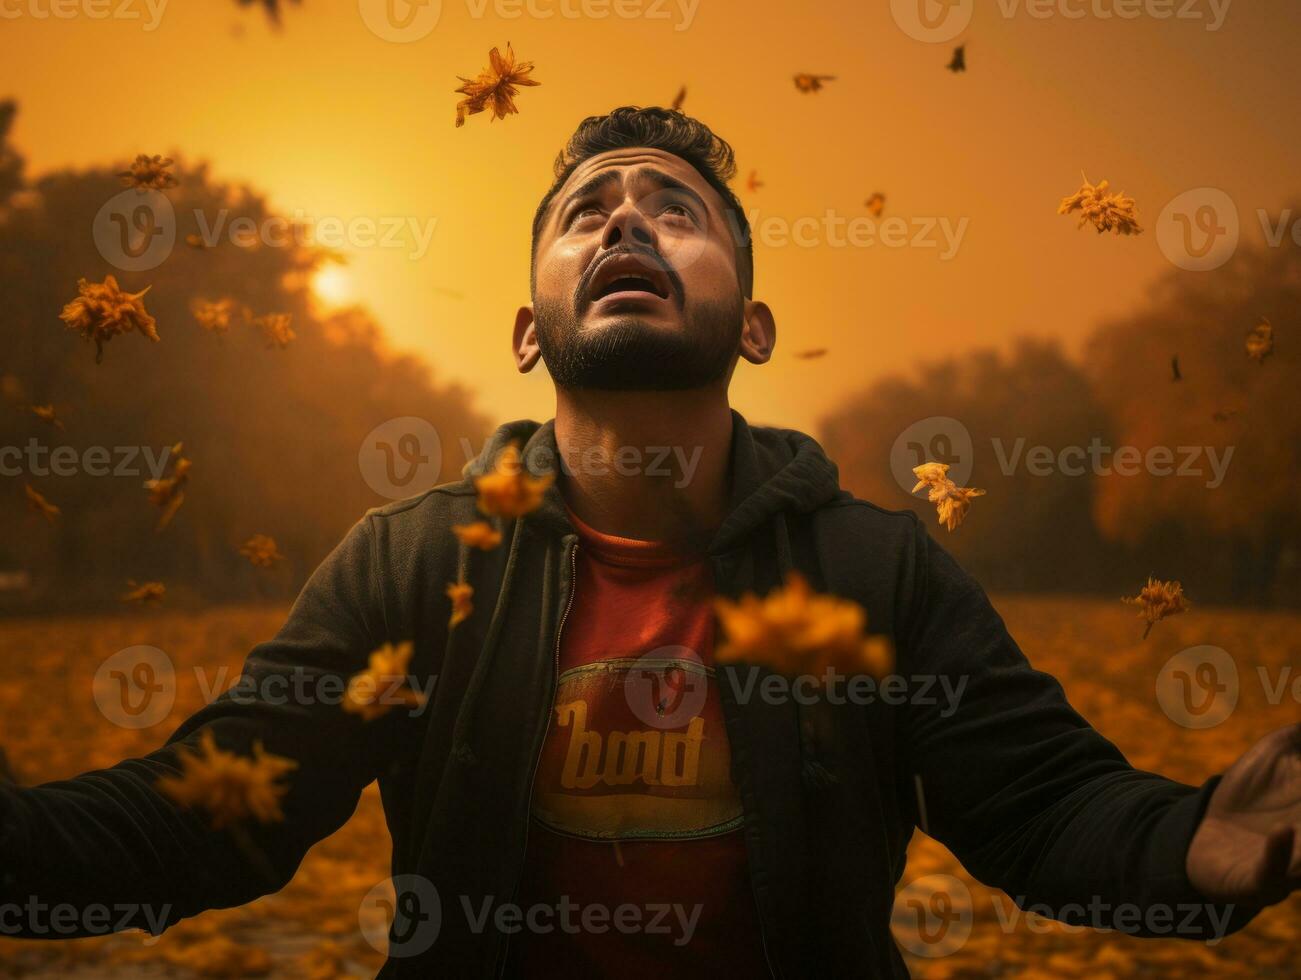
left=505, top=505, right=769, bottom=978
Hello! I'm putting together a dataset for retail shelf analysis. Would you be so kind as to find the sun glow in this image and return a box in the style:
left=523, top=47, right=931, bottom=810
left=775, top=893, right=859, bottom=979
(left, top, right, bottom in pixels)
left=311, top=264, right=353, bottom=307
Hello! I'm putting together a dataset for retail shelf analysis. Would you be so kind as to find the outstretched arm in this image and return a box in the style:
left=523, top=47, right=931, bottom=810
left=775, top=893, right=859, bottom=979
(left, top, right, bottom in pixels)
left=901, top=522, right=1295, bottom=941
left=0, top=515, right=404, bottom=939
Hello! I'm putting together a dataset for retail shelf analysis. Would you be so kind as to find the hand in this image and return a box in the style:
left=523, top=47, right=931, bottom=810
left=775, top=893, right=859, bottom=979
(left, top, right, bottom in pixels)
left=1187, top=723, right=1301, bottom=907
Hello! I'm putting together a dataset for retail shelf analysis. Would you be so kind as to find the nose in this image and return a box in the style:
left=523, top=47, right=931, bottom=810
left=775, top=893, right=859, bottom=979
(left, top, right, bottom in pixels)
left=602, top=199, right=656, bottom=252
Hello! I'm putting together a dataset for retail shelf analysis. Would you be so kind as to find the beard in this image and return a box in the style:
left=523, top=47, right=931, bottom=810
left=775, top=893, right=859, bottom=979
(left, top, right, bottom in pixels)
left=533, top=292, right=744, bottom=391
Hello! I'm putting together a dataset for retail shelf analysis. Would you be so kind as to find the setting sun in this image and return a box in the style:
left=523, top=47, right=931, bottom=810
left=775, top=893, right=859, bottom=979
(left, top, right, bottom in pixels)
left=310, top=263, right=353, bottom=308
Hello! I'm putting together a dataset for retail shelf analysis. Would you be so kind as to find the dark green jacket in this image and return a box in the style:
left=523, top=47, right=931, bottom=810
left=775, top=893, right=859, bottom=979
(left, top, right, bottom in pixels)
left=0, top=412, right=1251, bottom=976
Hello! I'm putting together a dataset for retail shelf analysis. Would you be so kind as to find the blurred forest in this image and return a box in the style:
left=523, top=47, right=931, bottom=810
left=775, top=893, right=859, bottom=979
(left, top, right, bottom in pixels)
left=0, top=98, right=1297, bottom=611
left=0, top=101, right=490, bottom=612
left=822, top=237, right=1300, bottom=606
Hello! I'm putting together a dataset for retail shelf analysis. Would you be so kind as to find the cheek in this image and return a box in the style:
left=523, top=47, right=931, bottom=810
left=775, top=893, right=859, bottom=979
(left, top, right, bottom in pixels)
left=672, top=238, right=738, bottom=297
left=537, top=242, right=594, bottom=302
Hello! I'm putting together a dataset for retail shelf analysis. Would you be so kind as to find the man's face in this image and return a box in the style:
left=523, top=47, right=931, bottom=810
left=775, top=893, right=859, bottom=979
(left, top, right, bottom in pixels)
left=528, top=147, right=747, bottom=391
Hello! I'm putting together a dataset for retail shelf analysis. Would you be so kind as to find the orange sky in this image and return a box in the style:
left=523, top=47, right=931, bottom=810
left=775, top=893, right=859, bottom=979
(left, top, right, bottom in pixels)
left=2, top=0, right=1299, bottom=434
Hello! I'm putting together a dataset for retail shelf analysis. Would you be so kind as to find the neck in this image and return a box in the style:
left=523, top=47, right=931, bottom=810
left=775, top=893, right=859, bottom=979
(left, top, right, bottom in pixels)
left=552, top=386, right=734, bottom=548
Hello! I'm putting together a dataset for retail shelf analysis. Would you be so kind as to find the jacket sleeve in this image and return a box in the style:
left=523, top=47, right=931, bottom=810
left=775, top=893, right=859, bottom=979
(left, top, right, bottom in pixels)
left=0, top=515, right=399, bottom=939
left=899, top=519, right=1256, bottom=941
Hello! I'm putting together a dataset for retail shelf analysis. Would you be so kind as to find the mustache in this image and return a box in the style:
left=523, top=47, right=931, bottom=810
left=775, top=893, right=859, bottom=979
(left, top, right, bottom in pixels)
left=573, top=244, right=685, bottom=313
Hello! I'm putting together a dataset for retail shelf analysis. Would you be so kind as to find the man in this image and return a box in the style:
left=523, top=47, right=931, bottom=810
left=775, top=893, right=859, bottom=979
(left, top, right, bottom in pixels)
left=1, top=107, right=1297, bottom=978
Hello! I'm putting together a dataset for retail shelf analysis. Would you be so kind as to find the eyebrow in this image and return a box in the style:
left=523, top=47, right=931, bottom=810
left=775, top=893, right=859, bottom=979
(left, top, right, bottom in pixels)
left=557, top=166, right=710, bottom=221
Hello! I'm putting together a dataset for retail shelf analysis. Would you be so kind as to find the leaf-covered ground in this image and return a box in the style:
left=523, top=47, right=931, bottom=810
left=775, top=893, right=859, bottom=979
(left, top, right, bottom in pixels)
left=0, top=596, right=1296, bottom=977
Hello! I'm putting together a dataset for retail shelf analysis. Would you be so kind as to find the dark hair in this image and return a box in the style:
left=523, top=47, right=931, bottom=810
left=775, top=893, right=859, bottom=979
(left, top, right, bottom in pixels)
left=530, top=106, right=754, bottom=298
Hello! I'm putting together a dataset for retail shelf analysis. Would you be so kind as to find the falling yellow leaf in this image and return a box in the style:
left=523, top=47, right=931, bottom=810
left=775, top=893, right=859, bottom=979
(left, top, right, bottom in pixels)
left=191, top=297, right=246, bottom=335
left=1246, top=317, right=1274, bottom=363
left=1123, top=577, right=1189, bottom=639
left=454, top=42, right=541, bottom=128
left=446, top=581, right=474, bottom=628
left=911, top=462, right=985, bottom=532
left=121, top=580, right=166, bottom=604
left=793, top=73, right=836, bottom=93
left=239, top=534, right=285, bottom=568
left=474, top=442, right=554, bottom=518
left=145, top=444, right=191, bottom=532
left=59, top=275, right=160, bottom=364
left=24, top=484, right=59, bottom=524
left=343, top=641, right=426, bottom=722
left=746, top=170, right=764, bottom=193
left=1058, top=176, right=1142, bottom=236
left=252, top=312, right=295, bottom=349
left=29, top=404, right=65, bottom=431
left=792, top=348, right=828, bottom=360
left=714, top=571, right=893, bottom=681
left=670, top=85, right=686, bottom=111
left=184, top=233, right=211, bottom=249
left=865, top=192, right=886, bottom=217
left=117, top=154, right=178, bottom=193
left=452, top=520, right=503, bottom=550
left=156, top=730, right=297, bottom=829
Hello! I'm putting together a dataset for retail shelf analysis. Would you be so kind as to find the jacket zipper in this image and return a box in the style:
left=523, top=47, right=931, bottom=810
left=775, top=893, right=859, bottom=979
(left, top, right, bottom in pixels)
left=496, top=539, right=577, bottom=978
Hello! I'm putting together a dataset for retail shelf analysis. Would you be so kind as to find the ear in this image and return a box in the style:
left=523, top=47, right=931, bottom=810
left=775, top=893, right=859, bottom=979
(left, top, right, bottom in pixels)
left=738, top=300, right=776, bottom=365
left=513, top=305, right=542, bottom=373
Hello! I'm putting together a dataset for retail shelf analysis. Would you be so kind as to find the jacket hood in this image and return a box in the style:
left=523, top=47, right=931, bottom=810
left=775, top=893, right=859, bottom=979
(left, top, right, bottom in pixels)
left=460, top=409, right=846, bottom=554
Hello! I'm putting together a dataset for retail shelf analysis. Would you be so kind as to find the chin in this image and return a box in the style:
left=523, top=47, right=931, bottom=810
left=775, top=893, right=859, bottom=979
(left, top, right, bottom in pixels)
left=581, top=310, right=683, bottom=334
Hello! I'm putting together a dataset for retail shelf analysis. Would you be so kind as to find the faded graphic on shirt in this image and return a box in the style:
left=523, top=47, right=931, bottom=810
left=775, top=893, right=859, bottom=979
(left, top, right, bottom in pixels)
left=531, top=652, right=743, bottom=841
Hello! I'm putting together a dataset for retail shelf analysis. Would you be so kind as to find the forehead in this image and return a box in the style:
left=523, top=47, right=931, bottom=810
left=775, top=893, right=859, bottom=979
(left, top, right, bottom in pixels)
left=543, top=147, right=724, bottom=227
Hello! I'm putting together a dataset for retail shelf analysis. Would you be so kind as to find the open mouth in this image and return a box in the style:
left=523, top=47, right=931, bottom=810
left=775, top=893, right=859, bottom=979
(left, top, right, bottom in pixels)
left=587, top=254, right=673, bottom=305
left=595, top=275, right=668, bottom=300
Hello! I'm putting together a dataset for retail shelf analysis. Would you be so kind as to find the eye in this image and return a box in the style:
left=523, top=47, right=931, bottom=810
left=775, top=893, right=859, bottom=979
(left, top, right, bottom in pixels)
left=659, top=203, right=693, bottom=220
left=568, top=206, right=604, bottom=228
